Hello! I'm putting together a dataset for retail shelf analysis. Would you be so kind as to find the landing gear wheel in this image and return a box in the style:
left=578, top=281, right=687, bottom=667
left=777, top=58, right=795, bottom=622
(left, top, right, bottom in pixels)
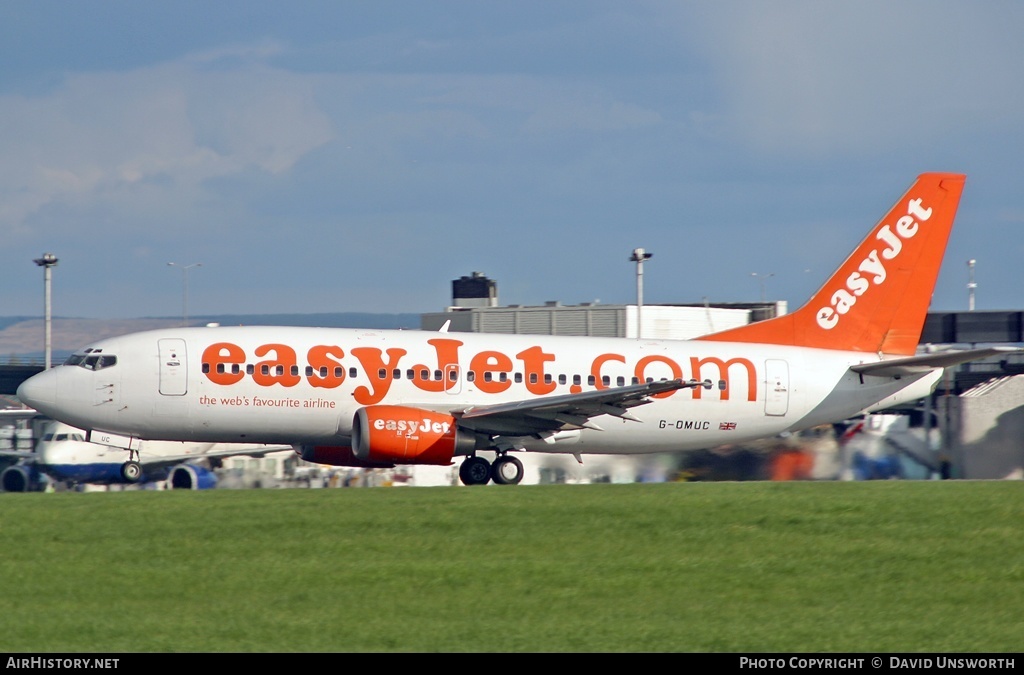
left=491, top=455, right=524, bottom=485
left=459, top=456, right=492, bottom=486
left=121, top=461, right=143, bottom=483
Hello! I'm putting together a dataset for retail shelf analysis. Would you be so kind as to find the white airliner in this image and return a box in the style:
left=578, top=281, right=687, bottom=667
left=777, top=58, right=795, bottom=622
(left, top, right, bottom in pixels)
left=16, top=173, right=1012, bottom=486
left=0, top=418, right=292, bottom=492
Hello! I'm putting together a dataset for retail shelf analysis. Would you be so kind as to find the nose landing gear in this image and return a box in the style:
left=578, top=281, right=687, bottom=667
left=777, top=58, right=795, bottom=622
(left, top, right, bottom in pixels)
left=120, top=449, right=143, bottom=483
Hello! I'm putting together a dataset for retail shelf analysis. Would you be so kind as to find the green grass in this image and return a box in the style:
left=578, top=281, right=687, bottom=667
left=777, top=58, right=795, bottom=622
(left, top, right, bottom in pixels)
left=0, top=481, right=1021, bottom=652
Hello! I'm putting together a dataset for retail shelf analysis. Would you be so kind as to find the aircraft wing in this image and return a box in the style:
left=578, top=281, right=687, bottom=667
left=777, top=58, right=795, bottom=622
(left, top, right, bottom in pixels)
left=136, top=444, right=295, bottom=472
left=0, top=408, right=39, bottom=421
left=452, top=378, right=694, bottom=436
left=1, top=450, right=34, bottom=461
left=851, top=347, right=1024, bottom=377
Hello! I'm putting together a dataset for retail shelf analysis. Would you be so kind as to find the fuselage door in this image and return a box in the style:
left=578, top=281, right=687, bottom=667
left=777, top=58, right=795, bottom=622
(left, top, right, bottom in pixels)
left=159, top=339, right=188, bottom=396
left=764, top=359, right=789, bottom=416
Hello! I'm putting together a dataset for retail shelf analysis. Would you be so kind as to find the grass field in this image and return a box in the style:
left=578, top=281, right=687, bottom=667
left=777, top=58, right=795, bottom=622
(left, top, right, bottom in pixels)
left=0, top=481, right=1021, bottom=653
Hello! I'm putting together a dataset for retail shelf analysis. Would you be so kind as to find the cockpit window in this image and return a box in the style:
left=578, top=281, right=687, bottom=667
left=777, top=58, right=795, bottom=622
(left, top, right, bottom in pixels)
left=69, top=353, right=117, bottom=371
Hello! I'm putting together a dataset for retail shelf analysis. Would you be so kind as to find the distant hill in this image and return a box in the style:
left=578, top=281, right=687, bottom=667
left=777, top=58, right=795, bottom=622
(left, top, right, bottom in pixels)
left=0, top=313, right=422, bottom=360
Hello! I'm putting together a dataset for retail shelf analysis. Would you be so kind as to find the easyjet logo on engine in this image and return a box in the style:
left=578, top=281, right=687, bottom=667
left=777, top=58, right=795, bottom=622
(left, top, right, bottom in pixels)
left=815, top=196, right=933, bottom=330
left=200, top=338, right=758, bottom=405
left=374, top=417, right=453, bottom=436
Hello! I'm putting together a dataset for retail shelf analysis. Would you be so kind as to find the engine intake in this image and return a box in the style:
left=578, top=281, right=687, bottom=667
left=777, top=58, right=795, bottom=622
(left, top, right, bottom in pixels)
left=167, top=464, right=218, bottom=490
left=1, top=465, right=42, bottom=493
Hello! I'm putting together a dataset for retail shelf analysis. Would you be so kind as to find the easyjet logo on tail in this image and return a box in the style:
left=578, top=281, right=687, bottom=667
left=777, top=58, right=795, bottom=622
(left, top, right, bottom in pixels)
left=815, top=197, right=934, bottom=331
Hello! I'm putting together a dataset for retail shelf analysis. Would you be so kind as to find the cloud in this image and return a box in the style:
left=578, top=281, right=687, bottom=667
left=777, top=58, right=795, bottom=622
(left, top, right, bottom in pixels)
left=0, top=51, right=335, bottom=240
left=663, top=2, right=1024, bottom=157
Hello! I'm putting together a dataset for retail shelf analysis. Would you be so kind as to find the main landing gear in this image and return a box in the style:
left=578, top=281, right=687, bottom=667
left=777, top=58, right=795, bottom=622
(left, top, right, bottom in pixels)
left=459, top=453, right=524, bottom=486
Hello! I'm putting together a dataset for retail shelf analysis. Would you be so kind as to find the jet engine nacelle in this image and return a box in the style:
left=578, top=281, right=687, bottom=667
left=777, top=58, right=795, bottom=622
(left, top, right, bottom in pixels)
left=352, top=405, right=476, bottom=465
left=167, top=464, right=218, bottom=490
left=0, top=464, right=44, bottom=493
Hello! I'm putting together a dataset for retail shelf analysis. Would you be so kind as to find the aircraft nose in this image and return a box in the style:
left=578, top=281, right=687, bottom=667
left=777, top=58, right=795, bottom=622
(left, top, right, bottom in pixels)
left=17, top=368, right=58, bottom=411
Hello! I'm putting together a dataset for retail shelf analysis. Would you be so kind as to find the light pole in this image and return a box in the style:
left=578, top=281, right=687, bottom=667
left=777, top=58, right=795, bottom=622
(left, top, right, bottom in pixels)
left=629, top=248, right=652, bottom=339
left=167, top=262, right=202, bottom=327
left=33, top=253, right=58, bottom=369
left=751, top=272, right=774, bottom=303
left=967, top=259, right=977, bottom=311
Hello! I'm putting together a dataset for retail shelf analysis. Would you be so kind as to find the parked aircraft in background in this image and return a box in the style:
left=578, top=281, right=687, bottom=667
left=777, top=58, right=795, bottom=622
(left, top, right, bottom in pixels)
left=0, top=418, right=292, bottom=492
left=18, top=173, right=1014, bottom=486
left=836, top=411, right=943, bottom=480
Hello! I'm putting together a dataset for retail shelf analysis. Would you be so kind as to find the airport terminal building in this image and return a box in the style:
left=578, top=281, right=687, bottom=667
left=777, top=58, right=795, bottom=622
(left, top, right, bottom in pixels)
left=421, top=272, right=787, bottom=340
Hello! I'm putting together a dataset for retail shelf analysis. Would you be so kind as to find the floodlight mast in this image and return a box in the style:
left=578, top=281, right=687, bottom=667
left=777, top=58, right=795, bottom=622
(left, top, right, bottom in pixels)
left=33, top=253, right=58, bottom=369
left=629, top=248, right=652, bottom=339
left=967, top=259, right=977, bottom=311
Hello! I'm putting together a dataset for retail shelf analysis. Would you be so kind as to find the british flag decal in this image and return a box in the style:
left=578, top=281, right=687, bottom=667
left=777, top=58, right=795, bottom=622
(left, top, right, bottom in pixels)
left=719, top=422, right=737, bottom=431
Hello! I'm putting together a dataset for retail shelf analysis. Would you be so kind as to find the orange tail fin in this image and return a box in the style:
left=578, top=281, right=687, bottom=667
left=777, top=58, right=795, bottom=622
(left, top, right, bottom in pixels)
left=697, top=173, right=966, bottom=355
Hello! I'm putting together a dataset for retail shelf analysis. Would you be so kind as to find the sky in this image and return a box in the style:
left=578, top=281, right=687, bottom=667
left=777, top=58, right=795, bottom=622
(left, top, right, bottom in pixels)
left=2, top=1, right=1023, bottom=320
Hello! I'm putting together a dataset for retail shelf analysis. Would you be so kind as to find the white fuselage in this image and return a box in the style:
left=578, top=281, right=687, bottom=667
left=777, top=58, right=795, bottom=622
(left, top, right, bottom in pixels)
left=17, top=326, right=940, bottom=457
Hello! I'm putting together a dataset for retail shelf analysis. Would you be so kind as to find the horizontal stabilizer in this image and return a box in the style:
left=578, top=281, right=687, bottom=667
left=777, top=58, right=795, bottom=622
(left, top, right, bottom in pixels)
left=850, top=347, right=1023, bottom=377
